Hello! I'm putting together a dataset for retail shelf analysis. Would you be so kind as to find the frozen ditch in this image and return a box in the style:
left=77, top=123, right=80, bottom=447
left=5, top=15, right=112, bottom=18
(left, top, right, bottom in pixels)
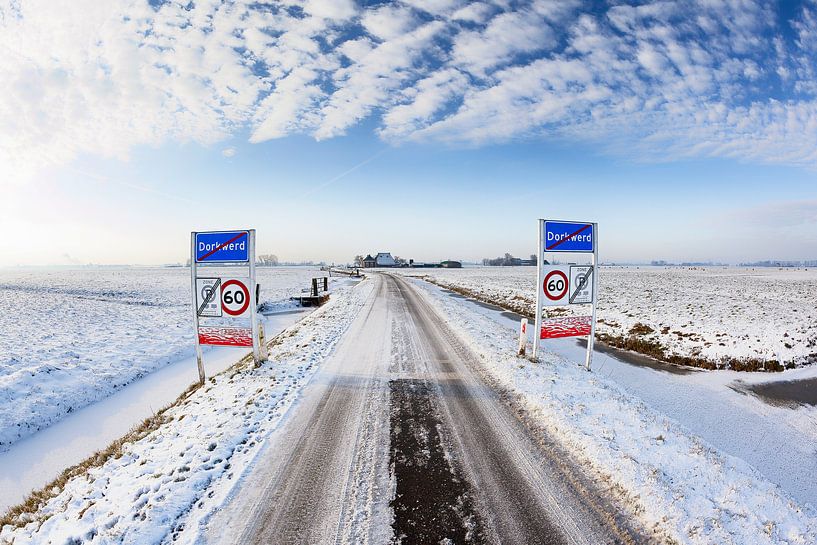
left=434, top=280, right=817, bottom=508
left=0, top=309, right=310, bottom=513
left=0, top=267, right=326, bottom=452
left=0, top=278, right=373, bottom=544
left=0, top=266, right=346, bottom=513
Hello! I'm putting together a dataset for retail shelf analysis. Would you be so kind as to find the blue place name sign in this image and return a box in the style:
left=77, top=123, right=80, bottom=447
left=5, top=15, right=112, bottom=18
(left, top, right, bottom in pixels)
left=543, top=221, right=594, bottom=253
left=195, top=231, right=249, bottom=263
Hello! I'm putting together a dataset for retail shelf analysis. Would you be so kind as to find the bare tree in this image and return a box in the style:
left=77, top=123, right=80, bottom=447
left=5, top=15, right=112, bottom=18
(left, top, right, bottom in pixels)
left=257, top=254, right=279, bottom=266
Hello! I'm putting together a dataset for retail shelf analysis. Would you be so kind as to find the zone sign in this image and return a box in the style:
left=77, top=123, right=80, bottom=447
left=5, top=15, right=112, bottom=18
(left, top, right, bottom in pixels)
left=196, top=277, right=222, bottom=317
left=569, top=265, right=594, bottom=304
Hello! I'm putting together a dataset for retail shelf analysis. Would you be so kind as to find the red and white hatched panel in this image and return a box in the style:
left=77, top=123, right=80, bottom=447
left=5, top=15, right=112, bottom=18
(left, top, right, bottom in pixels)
left=540, top=316, right=592, bottom=339
left=198, top=326, right=253, bottom=347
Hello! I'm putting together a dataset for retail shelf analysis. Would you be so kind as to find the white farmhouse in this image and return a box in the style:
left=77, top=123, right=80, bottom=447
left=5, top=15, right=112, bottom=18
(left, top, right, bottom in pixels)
left=375, top=252, right=396, bottom=267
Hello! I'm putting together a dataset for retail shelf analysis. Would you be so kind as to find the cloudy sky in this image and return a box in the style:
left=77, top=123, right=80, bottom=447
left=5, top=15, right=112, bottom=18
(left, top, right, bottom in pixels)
left=1, top=0, right=816, bottom=265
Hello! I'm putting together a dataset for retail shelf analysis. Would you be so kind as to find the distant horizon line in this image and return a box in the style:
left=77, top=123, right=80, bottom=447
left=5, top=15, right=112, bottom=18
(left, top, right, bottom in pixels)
left=2, top=259, right=816, bottom=270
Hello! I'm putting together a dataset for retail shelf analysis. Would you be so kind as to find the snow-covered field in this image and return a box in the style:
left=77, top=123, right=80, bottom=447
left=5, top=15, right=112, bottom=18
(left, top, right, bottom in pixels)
left=3, top=273, right=815, bottom=544
left=0, top=276, right=373, bottom=543
left=396, top=266, right=817, bottom=369
left=0, top=267, right=324, bottom=451
left=409, top=277, right=817, bottom=544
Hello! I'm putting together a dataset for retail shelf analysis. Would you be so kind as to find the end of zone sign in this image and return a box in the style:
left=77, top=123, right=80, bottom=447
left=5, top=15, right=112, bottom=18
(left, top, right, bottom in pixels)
left=195, top=231, right=249, bottom=263
left=544, top=221, right=594, bottom=253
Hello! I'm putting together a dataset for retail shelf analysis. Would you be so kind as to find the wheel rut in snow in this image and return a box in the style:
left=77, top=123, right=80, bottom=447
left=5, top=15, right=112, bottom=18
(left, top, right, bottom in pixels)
left=386, top=273, right=644, bottom=545
left=389, top=378, right=487, bottom=544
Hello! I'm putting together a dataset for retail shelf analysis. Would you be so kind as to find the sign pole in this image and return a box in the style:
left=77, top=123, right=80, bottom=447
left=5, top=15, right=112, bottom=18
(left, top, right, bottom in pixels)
left=248, top=229, right=261, bottom=366
left=585, top=222, right=598, bottom=371
left=191, top=232, right=205, bottom=386
left=533, top=219, right=544, bottom=361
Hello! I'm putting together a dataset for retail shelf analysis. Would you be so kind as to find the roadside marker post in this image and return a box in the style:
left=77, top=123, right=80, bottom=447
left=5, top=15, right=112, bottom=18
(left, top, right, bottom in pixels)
left=518, top=318, right=528, bottom=356
left=533, top=220, right=598, bottom=371
left=191, top=229, right=261, bottom=386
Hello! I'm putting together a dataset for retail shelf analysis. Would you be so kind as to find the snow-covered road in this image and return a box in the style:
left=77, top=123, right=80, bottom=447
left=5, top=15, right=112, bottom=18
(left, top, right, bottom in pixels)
left=384, top=275, right=639, bottom=543
left=203, top=275, right=393, bottom=544
left=205, top=274, right=637, bottom=544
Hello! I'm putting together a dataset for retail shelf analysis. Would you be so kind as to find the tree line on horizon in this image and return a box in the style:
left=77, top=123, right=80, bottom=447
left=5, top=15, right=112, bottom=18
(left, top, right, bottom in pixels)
left=482, top=254, right=540, bottom=266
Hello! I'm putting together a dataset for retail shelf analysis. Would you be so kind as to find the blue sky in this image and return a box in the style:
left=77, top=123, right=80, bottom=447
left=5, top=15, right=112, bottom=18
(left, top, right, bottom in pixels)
left=1, top=0, right=816, bottom=265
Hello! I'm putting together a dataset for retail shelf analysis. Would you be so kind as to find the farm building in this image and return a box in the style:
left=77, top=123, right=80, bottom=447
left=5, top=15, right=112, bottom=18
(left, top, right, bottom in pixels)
left=375, top=252, right=396, bottom=267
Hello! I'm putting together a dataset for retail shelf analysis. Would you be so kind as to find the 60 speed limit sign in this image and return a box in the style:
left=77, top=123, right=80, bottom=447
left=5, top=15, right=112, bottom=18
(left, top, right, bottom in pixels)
left=543, top=270, right=568, bottom=301
left=540, top=266, right=571, bottom=306
left=220, top=278, right=251, bottom=317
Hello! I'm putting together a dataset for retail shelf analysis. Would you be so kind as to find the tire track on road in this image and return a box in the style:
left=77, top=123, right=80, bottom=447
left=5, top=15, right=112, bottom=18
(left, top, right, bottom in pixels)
left=206, top=277, right=393, bottom=545
left=387, top=274, right=645, bottom=544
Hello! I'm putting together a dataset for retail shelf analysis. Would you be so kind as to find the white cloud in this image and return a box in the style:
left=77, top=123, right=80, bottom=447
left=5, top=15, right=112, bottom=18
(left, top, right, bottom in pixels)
left=314, top=20, right=447, bottom=139
left=451, top=10, right=556, bottom=77
left=361, top=5, right=417, bottom=41
left=401, top=0, right=465, bottom=16
left=221, top=147, right=236, bottom=157
left=3, top=0, right=817, bottom=180
left=251, top=66, right=326, bottom=142
left=302, top=0, right=357, bottom=21
left=636, top=42, right=671, bottom=77
left=379, top=68, right=469, bottom=139
left=0, top=0, right=260, bottom=180
left=451, top=3, right=495, bottom=23
left=795, top=2, right=817, bottom=51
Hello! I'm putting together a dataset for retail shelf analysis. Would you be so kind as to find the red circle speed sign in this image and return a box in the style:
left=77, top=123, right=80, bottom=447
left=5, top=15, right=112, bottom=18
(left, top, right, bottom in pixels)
left=543, top=270, right=569, bottom=301
left=221, top=279, right=250, bottom=316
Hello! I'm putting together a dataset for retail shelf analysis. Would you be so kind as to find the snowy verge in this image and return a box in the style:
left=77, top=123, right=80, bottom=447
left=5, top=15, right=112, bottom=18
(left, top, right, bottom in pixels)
left=0, top=278, right=374, bottom=545
left=394, top=266, right=817, bottom=370
left=408, top=277, right=817, bottom=544
left=0, top=267, right=327, bottom=452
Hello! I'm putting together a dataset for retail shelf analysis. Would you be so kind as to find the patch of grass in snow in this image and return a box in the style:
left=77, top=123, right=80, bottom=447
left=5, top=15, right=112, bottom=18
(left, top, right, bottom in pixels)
left=628, top=323, right=655, bottom=336
left=598, top=332, right=788, bottom=372
left=419, top=276, right=796, bottom=373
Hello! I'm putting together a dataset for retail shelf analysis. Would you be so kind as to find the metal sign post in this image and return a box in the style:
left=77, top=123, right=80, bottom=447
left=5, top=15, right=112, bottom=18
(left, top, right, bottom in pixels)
left=586, top=223, right=598, bottom=371
left=533, top=219, right=598, bottom=370
left=533, top=219, right=544, bottom=361
left=191, top=233, right=205, bottom=386
left=248, top=230, right=261, bottom=364
left=191, top=229, right=260, bottom=386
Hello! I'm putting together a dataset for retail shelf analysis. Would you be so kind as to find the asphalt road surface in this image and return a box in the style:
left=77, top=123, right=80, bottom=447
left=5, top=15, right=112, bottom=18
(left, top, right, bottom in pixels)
left=205, top=274, right=648, bottom=544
